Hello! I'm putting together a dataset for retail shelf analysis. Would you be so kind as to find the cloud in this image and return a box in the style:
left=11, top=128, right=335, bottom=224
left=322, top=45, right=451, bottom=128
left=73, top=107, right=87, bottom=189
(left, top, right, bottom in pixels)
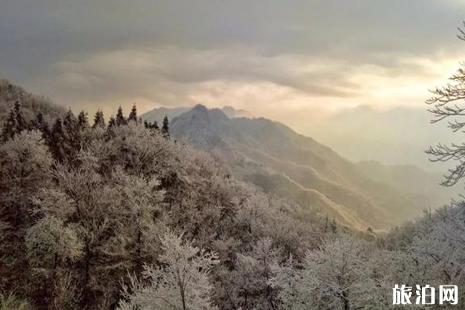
left=1, top=0, right=465, bottom=131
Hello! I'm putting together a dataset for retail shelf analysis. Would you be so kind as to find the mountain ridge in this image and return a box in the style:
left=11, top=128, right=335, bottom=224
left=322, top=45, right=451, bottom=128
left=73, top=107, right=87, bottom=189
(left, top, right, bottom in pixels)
left=142, top=104, right=449, bottom=229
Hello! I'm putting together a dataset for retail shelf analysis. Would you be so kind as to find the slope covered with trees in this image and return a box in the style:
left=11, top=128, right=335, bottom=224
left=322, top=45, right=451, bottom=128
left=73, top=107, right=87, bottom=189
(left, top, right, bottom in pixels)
left=156, top=104, right=441, bottom=230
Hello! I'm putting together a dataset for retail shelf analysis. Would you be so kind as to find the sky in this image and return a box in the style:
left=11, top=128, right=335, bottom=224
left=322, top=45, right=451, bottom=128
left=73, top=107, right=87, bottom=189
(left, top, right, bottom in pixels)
left=2, top=0, right=465, bottom=168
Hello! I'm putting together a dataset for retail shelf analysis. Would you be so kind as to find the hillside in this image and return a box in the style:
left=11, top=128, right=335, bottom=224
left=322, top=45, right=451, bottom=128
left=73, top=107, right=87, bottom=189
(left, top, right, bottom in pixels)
left=143, top=104, right=445, bottom=229
left=0, top=79, right=66, bottom=125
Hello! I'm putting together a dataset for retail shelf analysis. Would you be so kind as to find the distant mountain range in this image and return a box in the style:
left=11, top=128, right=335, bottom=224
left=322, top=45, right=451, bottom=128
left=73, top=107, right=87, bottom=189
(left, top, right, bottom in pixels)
left=143, top=105, right=459, bottom=230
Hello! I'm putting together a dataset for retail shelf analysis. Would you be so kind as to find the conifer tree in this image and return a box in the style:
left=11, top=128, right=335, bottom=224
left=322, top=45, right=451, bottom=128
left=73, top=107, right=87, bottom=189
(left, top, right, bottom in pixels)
left=116, top=106, right=127, bottom=126
left=63, top=110, right=77, bottom=132
left=162, top=116, right=169, bottom=138
left=50, top=118, right=66, bottom=162
left=128, top=104, right=137, bottom=123
left=108, top=116, right=116, bottom=128
left=34, top=112, right=51, bottom=142
left=77, top=111, right=89, bottom=129
left=63, top=110, right=81, bottom=161
left=143, top=120, right=159, bottom=131
left=92, top=110, right=106, bottom=128
left=13, top=101, right=27, bottom=132
left=1, top=109, right=18, bottom=142
left=1, top=102, right=27, bottom=142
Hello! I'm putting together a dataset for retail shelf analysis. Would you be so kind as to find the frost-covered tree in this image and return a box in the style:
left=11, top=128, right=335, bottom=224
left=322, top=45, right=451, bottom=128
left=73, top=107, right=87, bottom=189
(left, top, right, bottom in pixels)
left=25, top=216, right=83, bottom=308
left=112, top=167, right=165, bottom=276
left=0, top=131, right=53, bottom=294
left=31, top=150, right=165, bottom=309
left=26, top=216, right=83, bottom=267
left=118, top=231, right=219, bottom=310
left=229, top=238, right=281, bottom=310
left=276, top=235, right=383, bottom=310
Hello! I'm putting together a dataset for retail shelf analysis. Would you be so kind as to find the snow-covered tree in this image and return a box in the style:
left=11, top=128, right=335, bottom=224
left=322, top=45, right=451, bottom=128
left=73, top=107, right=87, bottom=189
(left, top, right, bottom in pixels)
left=276, top=235, right=383, bottom=310
left=0, top=131, right=53, bottom=294
left=118, top=230, right=219, bottom=310
left=229, top=238, right=281, bottom=310
left=26, top=216, right=83, bottom=267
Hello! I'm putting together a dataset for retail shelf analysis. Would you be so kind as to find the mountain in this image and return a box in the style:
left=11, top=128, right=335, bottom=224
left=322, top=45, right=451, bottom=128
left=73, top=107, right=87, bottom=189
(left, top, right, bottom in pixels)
left=152, top=104, right=448, bottom=230
left=0, top=79, right=66, bottom=125
left=142, top=105, right=252, bottom=124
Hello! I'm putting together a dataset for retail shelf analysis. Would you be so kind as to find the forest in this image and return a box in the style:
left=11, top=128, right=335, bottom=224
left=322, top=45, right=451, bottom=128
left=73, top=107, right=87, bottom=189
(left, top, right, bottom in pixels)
left=1, top=77, right=465, bottom=310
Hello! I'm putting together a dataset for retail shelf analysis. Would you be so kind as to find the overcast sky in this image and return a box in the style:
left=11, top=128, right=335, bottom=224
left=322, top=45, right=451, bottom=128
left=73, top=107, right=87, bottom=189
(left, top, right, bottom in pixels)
left=2, top=0, right=465, bottom=166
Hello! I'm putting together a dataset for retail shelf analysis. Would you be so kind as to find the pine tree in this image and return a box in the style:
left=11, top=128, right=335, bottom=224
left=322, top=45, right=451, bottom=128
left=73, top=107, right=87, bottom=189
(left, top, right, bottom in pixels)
left=116, top=106, right=127, bottom=126
left=77, top=111, right=89, bottom=129
left=92, top=110, right=106, bottom=128
left=50, top=118, right=66, bottom=162
left=143, top=120, right=159, bottom=131
left=1, top=102, right=27, bottom=142
left=162, top=116, right=169, bottom=138
left=34, top=112, right=50, bottom=142
left=128, top=104, right=137, bottom=123
left=63, top=110, right=77, bottom=133
left=63, top=110, right=81, bottom=161
left=108, top=116, right=116, bottom=128
left=1, top=109, right=18, bottom=142
left=13, top=102, right=27, bottom=132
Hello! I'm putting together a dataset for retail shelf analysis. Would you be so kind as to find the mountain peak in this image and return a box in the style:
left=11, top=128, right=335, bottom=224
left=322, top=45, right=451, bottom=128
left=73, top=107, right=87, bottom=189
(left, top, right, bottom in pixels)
left=192, top=104, right=208, bottom=113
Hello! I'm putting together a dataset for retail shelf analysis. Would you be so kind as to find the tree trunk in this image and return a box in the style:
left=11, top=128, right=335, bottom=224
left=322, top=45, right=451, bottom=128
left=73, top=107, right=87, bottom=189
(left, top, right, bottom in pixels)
left=341, top=290, right=350, bottom=310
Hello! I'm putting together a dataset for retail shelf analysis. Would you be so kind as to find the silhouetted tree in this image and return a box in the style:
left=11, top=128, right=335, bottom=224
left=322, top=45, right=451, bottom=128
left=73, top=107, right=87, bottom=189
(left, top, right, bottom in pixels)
left=128, top=104, right=137, bottom=123
left=77, top=111, right=89, bottom=130
left=63, top=110, right=82, bottom=161
left=50, top=118, right=66, bottom=162
left=116, top=106, right=127, bottom=126
left=108, top=116, right=116, bottom=128
left=93, top=110, right=106, bottom=129
left=162, top=116, right=169, bottom=138
left=144, top=120, right=159, bottom=131
left=32, top=112, right=51, bottom=142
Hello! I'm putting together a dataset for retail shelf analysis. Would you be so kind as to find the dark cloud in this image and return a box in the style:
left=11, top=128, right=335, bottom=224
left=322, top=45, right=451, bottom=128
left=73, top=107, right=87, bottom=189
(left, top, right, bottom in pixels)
left=1, top=0, right=464, bottom=111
